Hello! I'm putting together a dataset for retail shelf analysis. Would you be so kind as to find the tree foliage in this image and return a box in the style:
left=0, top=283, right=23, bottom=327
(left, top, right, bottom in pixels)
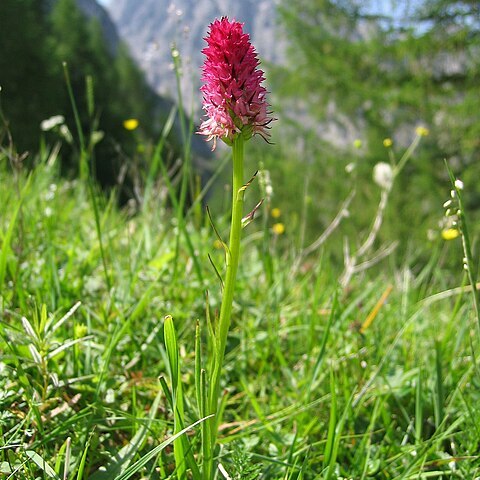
left=271, top=0, right=480, bottom=246
left=0, top=0, right=169, bottom=191
left=278, top=0, right=478, bottom=150
left=0, top=0, right=63, bottom=148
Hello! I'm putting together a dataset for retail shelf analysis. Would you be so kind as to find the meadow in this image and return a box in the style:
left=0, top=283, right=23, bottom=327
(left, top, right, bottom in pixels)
left=1, top=14, right=480, bottom=480
left=1, top=106, right=480, bottom=479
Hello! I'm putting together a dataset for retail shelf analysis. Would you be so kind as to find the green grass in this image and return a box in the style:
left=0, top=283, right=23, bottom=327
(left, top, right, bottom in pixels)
left=1, top=141, right=480, bottom=479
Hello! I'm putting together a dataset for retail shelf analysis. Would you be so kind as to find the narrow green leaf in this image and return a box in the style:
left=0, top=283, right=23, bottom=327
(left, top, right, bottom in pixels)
left=415, top=368, right=423, bottom=442
left=25, top=451, right=61, bottom=479
left=195, top=320, right=202, bottom=414
left=324, top=387, right=355, bottom=480
left=434, top=341, right=444, bottom=428
left=323, top=368, right=337, bottom=469
left=129, top=285, right=156, bottom=322
left=86, top=75, right=95, bottom=119
left=0, top=174, right=31, bottom=293
left=159, top=375, right=173, bottom=410
left=164, top=315, right=179, bottom=392
left=307, top=290, right=338, bottom=400
left=76, top=430, right=94, bottom=480
left=90, top=391, right=163, bottom=480
left=115, top=416, right=213, bottom=480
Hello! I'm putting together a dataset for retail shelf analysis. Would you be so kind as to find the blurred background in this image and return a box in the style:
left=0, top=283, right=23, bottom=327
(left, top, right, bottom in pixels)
left=1, top=0, right=479, bottom=267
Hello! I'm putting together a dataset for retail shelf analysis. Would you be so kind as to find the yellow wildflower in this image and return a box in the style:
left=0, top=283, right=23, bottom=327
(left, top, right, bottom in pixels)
left=353, top=139, right=362, bottom=149
left=272, top=223, right=285, bottom=235
left=123, top=118, right=139, bottom=131
left=383, top=138, right=393, bottom=148
left=74, top=323, right=88, bottom=338
left=442, top=228, right=460, bottom=240
left=415, top=126, right=429, bottom=137
left=271, top=207, right=281, bottom=218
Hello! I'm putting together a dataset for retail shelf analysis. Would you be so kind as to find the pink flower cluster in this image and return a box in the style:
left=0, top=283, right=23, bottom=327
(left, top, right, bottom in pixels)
left=198, top=17, right=273, bottom=148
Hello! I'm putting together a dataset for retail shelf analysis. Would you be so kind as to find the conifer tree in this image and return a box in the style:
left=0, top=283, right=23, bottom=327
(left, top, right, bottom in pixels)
left=0, top=0, right=63, bottom=153
left=1, top=0, right=178, bottom=192
left=275, top=0, right=480, bottom=237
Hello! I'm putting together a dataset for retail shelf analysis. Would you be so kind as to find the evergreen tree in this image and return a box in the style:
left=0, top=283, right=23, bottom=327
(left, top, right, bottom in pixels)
left=412, top=0, right=480, bottom=166
left=48, top=0, right=120, bottom=176
left=274, top=0, right=480, bottom=242
left=0, top=0, right=63, bottom=153
left=1, top=0, right=179, bottom=196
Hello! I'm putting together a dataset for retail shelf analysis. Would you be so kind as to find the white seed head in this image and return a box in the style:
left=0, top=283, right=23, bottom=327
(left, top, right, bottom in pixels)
left=373, top=162, right=394, bottom=190
left=454, top=179, right=464, bottom=190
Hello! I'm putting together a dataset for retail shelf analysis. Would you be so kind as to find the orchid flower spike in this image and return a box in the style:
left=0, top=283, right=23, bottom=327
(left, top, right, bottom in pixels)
left=198, top=17, right=274, bottom=149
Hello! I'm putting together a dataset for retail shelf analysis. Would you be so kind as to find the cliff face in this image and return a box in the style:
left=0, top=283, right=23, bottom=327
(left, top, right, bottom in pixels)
left=72, top=0, right=214, bottom=172
left=106, top=0, right=286, bottom=109
left=83, top=0, right=363, bottom=147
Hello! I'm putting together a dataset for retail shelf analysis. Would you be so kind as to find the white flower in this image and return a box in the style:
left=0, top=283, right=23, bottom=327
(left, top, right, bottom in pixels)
left=40, top=115, right=65, bottom=131
left=345, top=162, right=356, bottom=173
left=454, top=179, right=464, bottom=190
left=60, top=124, right=73, bottom=144
left=373, top=162, right=394, bottom=190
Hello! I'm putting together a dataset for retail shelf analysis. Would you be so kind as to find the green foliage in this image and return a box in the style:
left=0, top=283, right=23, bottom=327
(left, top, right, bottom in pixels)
left=271, top=0, right=480, bottom=247
left=0, top=0, right=174, bottom=193
left=229, top=447, right=262, bottom=479
left=0, top=0, right=63, bottom=149
left=1, top=1, right=480, bottom=478
left=1, top=131, right=479, bottom=478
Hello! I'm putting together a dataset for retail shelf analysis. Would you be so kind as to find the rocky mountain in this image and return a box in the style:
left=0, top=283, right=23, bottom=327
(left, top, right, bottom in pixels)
left=106, top=0, right=287, bottom=112
left=104, top=0, right=369, bottom=148
left=70, top=0, right=214, bottom=174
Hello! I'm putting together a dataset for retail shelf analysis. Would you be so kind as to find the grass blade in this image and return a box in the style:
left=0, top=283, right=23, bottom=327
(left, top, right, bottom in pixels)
left=90, top=391, right=163, bottom=480
left=115, top=416, right=213, bottom=480
left=25, top=451, right=61, bottom=479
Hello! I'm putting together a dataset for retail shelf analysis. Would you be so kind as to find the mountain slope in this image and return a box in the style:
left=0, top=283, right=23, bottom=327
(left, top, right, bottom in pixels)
left=107, top=0, right=286, bottom=110
left=75, top=0, right=120, bottom=52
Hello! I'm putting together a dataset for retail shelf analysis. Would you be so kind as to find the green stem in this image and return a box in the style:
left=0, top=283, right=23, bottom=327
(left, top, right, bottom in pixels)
left=446, top=163, right=480, bottom=333
left=62, top=63, right=88, bottom=181
left=63, top=63, right=110, bottom=291
left=205, top=135, right=245, bottom=478
left=393, top=134, right=420, bottom=177
left=87, top=179, right=112, bottom=292
left=456, top=189, right=480, bottom=331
